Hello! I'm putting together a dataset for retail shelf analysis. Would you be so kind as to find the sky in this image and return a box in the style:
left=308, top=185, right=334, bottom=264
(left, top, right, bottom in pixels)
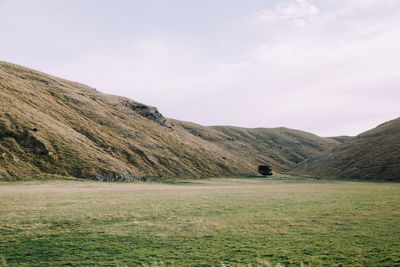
left=1, top=0, right=399, bottom=137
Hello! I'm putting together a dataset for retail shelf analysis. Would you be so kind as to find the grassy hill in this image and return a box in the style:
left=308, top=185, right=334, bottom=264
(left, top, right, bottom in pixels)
left=288, top=117, right=400, bottom=181
left=0, top=61, right=341, bottom=181
left=175, top=121, right=340, bottom=172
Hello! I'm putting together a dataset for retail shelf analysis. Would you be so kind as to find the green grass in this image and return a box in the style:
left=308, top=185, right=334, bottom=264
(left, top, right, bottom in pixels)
left=0, top=177, right=399, bottom=266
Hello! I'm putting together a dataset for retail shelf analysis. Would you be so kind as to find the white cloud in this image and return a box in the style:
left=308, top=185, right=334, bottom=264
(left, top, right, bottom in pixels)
left=340, top=0, right=400, bottom=14
left=251, top=0, right=318, bottom=25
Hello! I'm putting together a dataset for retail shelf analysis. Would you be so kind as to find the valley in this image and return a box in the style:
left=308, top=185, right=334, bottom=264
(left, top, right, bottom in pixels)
left=1, top=177, right=399, bottom=266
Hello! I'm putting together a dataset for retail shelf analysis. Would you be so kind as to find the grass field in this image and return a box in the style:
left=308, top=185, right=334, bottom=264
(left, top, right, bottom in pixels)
left=0, top=177, right=399, bottom=266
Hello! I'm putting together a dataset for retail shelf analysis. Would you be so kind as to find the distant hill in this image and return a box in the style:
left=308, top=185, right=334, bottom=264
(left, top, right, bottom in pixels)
left=288, top=117, right=400, bottom=181
left=0, top=61, right=341, bottom=181
left=175, top=121, right=341, bottom=172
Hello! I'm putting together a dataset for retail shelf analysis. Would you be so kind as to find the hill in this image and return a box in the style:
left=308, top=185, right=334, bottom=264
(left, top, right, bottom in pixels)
left=288, top=117, right=400, bottom=181
left=174, top=121, right=341, bottom=171
left=0, top=61, right=342, bottom=181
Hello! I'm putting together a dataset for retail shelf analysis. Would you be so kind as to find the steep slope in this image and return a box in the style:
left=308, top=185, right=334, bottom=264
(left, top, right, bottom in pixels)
left=0, top=61, right=340, bottom=181
left=288, top=118, right=400, bottom=181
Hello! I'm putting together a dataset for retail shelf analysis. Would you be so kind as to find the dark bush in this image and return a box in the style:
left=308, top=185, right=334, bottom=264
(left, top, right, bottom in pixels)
left=258, top=165, right=272, bottom=176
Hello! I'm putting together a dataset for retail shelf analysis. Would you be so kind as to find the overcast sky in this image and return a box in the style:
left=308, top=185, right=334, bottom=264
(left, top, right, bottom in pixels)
left=1, top=0, right=399, bottom=136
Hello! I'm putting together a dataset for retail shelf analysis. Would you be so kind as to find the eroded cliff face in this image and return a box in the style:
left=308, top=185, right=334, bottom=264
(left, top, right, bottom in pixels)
left=0, top=61, right=342, bottom=181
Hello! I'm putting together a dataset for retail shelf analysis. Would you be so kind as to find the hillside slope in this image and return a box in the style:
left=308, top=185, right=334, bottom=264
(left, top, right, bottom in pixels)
left=175, top=121, right=340, bottom=171
left=0, top=61, right=340, bottom=181
left=288, top=118, right=400, bottom=181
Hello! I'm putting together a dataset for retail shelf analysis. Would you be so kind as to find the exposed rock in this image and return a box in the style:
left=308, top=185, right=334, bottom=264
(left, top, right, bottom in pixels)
left=124, top=102, right=167, bottom=126
left=91, top=171, right=147, bottom=182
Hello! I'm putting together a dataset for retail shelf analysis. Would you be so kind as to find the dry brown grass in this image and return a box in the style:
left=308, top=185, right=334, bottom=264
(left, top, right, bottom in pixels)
left=289, top=117, right=400, bottom=180
left=0, top=61, right=340, bottom=180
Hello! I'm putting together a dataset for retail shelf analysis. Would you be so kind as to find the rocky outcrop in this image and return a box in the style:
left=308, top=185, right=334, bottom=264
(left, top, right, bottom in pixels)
left=134, top=105, right=167, bottom=126
left=122, top=101, right=167, bottom=127
left=90, top=171, right=147, bottom=182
